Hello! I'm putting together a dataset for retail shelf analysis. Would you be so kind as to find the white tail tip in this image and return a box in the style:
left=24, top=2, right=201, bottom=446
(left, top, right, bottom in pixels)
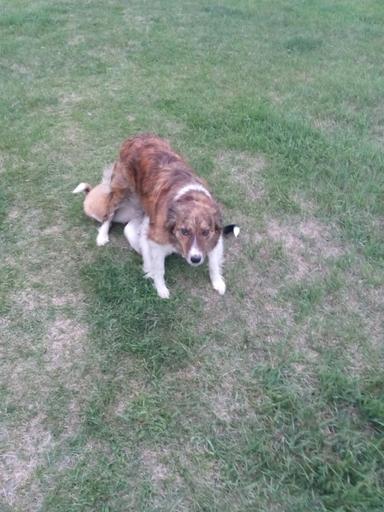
left=72, top=183, right=90, bottom=194
left=233, top=226, right=240, bottom=238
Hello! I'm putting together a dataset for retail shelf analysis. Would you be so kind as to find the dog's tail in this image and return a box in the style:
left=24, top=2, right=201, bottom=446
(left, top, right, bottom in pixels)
left=72, top=183, right=92, bottom=195
left=223, top=224, right=240, bottom=238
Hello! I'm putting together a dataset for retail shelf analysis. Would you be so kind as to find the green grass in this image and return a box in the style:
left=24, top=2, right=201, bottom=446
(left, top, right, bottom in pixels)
left=1, top=1, right=384, bottom=511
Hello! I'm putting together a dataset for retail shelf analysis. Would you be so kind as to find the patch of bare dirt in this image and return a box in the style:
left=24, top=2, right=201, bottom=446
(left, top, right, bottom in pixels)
left=0, top=414, right=52, bottom=509
left=11, top=286, right=87, bottom=314
left=209, top=371, right=238, bottom=422
left=59, top=91, right=85, bottom=105
left=1, top=310, right=91, bottom=509
left=7, top=207, right=19, bottom=220
left=163, top=119, right=185, bottom=135
left=11, top=288, right=44, bottom=312
left=67, top=34, right=86, bottom=46
left=141, top=448, right=170, bottom=490
left=292, top=193, right=317, bottom=214
left=1, top=208, right=95, bottom=508
left=43, top=317, right=88, bottom=371
left=268, top=90, right=285, bottom=105
left=216, top=150, right=267, bottom=200
left=313, top=117, right=338, bottom=134
left=51, top=292, right=83, bottom=307
left=266, top=218, right=343, bottom=280
left=11, top=63, right=31, bottom=75
left=343, top=275, right=384, bottom=352
left=124, top=13, right=155, bottom=31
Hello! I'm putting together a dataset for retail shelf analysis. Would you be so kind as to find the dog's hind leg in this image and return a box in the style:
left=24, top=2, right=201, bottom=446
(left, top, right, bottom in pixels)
left=97, top=163, right=131, bottom=246
left=96, top=217, right=113, bottom=246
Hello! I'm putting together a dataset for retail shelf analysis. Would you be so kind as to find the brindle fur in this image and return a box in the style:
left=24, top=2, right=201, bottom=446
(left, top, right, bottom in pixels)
left=106, top=134, right=222, bottom=256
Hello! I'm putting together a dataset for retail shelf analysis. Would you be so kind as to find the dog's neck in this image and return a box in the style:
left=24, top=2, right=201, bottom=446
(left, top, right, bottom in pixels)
left=174, top=183, right=211, bottom=201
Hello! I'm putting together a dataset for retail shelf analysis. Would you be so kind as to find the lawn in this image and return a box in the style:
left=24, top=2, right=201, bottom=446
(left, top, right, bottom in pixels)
left=1, top=0, right=383, bottom=510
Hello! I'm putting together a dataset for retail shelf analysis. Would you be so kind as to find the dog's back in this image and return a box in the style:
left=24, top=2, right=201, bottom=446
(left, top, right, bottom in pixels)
left=114, top=134, right=204, bottom=205
left=110, top=134, right=207, bottom=241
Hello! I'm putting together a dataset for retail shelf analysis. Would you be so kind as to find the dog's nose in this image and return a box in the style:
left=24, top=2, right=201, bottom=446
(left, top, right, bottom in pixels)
left=190, top=255, right=202, bottom=264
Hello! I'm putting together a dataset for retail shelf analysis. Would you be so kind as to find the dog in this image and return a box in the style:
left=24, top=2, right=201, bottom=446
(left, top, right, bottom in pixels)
left=72, top=165, right=144, bottom=237
left=100, top=133, right=229, bottom=298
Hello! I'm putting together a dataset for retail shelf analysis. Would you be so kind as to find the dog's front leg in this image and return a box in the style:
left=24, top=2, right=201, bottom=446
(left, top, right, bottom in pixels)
left=208, top=236, right=226, bottom=295
left=147, top=241, right=170, bottom=299
left=141, top=235, right=154, bottom=279
left=139, top=218, right=154, bottom=278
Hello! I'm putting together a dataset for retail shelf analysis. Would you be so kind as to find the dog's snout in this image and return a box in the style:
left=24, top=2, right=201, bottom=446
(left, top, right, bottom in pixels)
left=191, top=255, right=202, bottom=264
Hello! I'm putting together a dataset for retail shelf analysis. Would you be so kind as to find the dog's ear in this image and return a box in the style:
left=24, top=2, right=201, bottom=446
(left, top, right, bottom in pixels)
left=165, top=205, right=177, bottom=233
left=213, top=204, right=223, bottom=233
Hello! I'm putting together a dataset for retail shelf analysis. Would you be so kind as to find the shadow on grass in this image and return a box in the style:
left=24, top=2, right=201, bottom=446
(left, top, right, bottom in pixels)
left=81, top=251, right=201, bottom=372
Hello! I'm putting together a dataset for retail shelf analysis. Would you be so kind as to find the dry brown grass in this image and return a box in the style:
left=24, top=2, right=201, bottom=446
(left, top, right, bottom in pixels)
left=0, top=204, right=97, bottom=509
left=266, top=217, right=343, bottom=280
left=216, top=150, right=266, bottom=200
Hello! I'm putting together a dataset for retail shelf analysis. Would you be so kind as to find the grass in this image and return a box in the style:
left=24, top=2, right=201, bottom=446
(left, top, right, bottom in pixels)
left=1, top=0, right=384, bottom=510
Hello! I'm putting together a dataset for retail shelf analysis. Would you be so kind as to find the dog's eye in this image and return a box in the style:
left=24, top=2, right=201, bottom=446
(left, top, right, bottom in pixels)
left=201, top=229, right=210, bottom=237
left=181, top=228, right=190, bottom=236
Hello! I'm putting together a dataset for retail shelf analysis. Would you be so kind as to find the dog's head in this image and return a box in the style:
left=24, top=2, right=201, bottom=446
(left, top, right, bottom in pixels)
left=166, top=194, right=222, bottom=266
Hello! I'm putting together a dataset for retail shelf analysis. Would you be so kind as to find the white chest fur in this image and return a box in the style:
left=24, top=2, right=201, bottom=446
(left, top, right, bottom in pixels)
left=123, top=215, right=225, bottom=299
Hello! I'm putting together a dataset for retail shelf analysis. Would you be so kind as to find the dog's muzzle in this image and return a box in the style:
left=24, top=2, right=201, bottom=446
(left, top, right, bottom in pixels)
left=191, top=255, right=202, bottom=265
left=188, top=253, right=204, bottom=266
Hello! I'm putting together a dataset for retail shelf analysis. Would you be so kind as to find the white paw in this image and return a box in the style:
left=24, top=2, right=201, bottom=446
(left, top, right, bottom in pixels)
left=96, top=233, right=109, bottom=246
left=156, top=284, right=170, bottom=299
left=212, top=277, right=226, bottom=295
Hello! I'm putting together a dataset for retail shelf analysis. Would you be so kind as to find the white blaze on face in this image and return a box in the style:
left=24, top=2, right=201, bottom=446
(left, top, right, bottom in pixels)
left=187, top=237, right=204, bottom=266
